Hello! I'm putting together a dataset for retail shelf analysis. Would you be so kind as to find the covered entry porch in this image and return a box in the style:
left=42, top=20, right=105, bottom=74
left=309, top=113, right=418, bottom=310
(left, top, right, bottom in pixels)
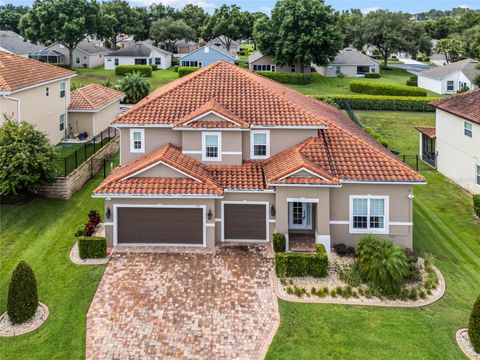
left=288, top=201, right=316, bottom=252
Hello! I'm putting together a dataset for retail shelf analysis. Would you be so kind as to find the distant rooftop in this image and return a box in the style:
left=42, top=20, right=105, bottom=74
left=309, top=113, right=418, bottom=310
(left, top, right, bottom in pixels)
left=419, top=58, right=480, bottom=82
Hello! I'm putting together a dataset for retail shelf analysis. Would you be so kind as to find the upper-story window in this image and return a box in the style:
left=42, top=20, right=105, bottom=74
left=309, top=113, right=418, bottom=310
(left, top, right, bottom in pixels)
left=202, top=132, right=221, bottom=161
left=250, top=130, right=270, bottom=159
left=60, top=82, right=66, bottom=98
left=447, top=80, right=454, bottom=92
left=464, top=122, right=473, bottom=137
left=45, top=86, right=50, bottom=96
left=349, top=195, right=389, bottom=234
left=130, top=129, right=145, bottom=153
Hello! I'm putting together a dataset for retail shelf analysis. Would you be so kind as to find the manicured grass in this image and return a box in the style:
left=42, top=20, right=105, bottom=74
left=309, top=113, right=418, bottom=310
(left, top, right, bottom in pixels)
left=267, top=113, right=480, bottom=359
left=0, top=179, right=106, bottom=360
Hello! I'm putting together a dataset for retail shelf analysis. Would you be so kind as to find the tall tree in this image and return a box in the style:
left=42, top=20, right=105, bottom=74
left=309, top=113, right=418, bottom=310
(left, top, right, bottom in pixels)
left=20, top=0, right=100, bottom=68
left=132, top=6, right=152, bottom=41
left=179, top=4, right=208, bottom=38
left=462, top=25, right=480, bottom=60
left=435, top=37, right=466, bottom=63
left=0, top=5, right=29, bottom=33
left=150, top=17, right=196, bottom=52
left=254, top=0, right=343, bottom=72
left=338, top=9, right=363, bottom=48
left=149, top=3, right=178, bottom=21
left=99, top=0, right=141, bottom=49
left=201, top=4, right=246, bottom=49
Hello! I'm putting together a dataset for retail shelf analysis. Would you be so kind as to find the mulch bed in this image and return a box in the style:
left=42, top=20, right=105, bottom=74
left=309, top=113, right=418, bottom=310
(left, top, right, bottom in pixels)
left=0, top=302, right=49, bottom=337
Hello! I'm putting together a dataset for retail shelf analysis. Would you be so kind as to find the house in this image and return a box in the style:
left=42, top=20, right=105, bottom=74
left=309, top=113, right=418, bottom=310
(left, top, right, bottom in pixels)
left=43, top=41, right=110, bottom=68
left=0, top=51, right=76, bottom=144
left=417, top=58, right=479, bottom=94
left=207, top=36, right=240, bottom=53
left=416, top=89, right=480, bottom=194
left=174, top=39, right=197, bottom=56
left=104, top=41, right=172, bottom=70
left=0, top=31, right=43, bottom=57
left=68, top=84, right=124, bottom=138
left=317, top=48, right=380, bottom=77
left=179, top=45, right=236, bottom=67
left=29, top=48, right=66, bottom=64
left=248, top=52, right=312, bottom=74
left=430, top=53, right=447, bottom=66
left=93, top=61, right=424, bottom=252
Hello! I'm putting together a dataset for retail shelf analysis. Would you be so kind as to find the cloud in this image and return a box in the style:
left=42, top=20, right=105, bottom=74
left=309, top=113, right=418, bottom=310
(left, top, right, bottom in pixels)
left=361, top=6, right=379, bottom=14
left=131, top=0, right=215, bottom=9
left=259, top=5, right=271, bottom=15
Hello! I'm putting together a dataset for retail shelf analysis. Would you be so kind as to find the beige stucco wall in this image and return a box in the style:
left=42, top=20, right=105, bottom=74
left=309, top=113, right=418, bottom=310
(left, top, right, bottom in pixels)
left=0, top=78, right=71, bottom=144
left=94, top=101, right=121, bottom=134
left=138, top=164, right=186, bottom=177
left=249, top=55, right=312, bottom=74
left=69, top=101, right=121, bottom=137
left=323, top=64, right=379, bottom=78
left=68, top=112, right=93, bottom=135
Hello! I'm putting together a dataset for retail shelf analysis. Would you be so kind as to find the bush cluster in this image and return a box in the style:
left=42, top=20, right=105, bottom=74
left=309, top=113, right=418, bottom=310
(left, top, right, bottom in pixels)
left=333, top=243, right=355, bottom=257
left=364, top=72, right=381, bottom=78
left=255, top=71, right=311, bottom=85
left=474, top=195, right=480, bottom=217
left=78, top=236, right=107, bottom=259
left=363, top=126, right=388, bottom=148
left=406, top=74, right=418, bottom=87
left=272, top=233, right=286, bottom=253
left=178, top=66, right=200, bottom=77
left=77, top=210, right=101, bottom=237
left=312, top=94, right=438, bottom=112
left=350, top=80, right=427, bottom=97
left=275, top=244, right=328, bottom=278
left=7, top=261, right=38, bottom=324
left=150, top=64, right=158, bottom=71
left=469, top=295, right=480, bottom=352
left=235, top=60, right=248, bottom=68
left=115, top=65, right=152, bottom=77
left=416, top=55, right=430, bottom=62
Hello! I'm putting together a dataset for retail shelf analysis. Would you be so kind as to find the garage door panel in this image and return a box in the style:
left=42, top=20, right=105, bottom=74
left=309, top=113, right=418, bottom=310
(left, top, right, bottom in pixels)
left=117, top=208, right=203, bottom=245
left=224, top=204, right=266, bottom=240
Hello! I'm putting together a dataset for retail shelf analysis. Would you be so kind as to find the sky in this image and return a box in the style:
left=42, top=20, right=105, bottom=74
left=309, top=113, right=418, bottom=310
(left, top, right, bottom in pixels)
left=5, top=0, right=480, bottom=14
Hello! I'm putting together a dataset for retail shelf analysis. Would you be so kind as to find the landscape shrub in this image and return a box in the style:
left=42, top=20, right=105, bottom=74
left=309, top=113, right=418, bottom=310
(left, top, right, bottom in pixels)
left=84, top=221, right=96, bottom=236
left=312, top=94, right=438, bottom=112
left=78, top=236, right=107, bottom=259
left=178, top=66, right=200, bottom=77
left=364, top=72, right=381, bottom=78
left=171, top=57, right=179, bottom=66
left=338, top=262, right=362, bottom=287
left=356, top=235, right=409, bottom=295
left=235, top=60, right=248, bottom=68
left=174, top=65, right=179, bottom=72
left=473, top=195, right=480, bottom=217
left=275, top=244, right=328, bottom=278
left=150, top=64, right=158, bottom=71
left=7, top=261, right=38, bottom=324
left=255, top=71, right=311, bottom=85
left=350, top=80, right=428, bottom=97
left=116, top=72, right=150, bottom=104
left=469, top=295, right=480, bottom=352
left=272, top=233, right=286, bottom=253
left=88, top=210, right=101, bottom=226
left=363, top=126, right=388, bottom=147
left=406, top=80, right=418, bottom=87
left=416, top=55, right=430, bottom=62
left=75, top=226, right=85, bottom=238
left=333, top=243, right=355, bottom=257
left=405, top=249, right=421, bottom=282
left=52, top=63, right=71, bottom=69
left=409, top=74, right=418, bottom=81
left=115, top=65, right=152, bottom=77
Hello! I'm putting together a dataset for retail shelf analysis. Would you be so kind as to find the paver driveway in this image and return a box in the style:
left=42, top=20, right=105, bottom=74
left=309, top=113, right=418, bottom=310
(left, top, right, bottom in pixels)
left=86, top=245, right=279, bottom=360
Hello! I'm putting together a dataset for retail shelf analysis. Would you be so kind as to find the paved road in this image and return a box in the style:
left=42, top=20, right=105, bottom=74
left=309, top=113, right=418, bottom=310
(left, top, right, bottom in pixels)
left=389, top=63, right=434, bottom=73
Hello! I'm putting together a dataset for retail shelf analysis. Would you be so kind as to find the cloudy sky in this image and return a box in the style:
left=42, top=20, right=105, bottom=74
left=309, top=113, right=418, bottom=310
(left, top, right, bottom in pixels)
left=6, top=0, right=480, bottom=14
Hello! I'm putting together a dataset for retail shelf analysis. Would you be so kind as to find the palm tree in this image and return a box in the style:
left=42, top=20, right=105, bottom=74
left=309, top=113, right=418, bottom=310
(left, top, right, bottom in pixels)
left=116, top=72, right=150, bottom=104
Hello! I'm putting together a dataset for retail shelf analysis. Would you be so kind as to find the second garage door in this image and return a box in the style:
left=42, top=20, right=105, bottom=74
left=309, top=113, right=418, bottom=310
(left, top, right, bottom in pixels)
left=117, top=207, right=204, bottom=245
left=223, top=203, right=267, bottom=241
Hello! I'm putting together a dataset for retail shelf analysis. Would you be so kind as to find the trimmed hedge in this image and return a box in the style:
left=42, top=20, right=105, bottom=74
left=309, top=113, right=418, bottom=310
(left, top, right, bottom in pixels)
left=474, top=195, right=480, bottom=217
left=470, top=294, right=480, bottom=352
left=115, top=65, right=152, bottom=77
left=52, top=63, right=71, bottom=69
left=312, top=94, right=439, bottom=112
left=78, top=236, right=107, bottom=259
left=150, top=64, right=158, bottom=71
left=7, top=261, right=38, bottom=324
left=273, top=233, right=286, bottom=253
left=350, top=80, right=427, bottom=97
left=275, top=244, right=328, bottom=278
left=178, top=66, right=200, bottom=77
left=255, top=71, right=311, bottom=85
left=364, top=72, right=381, bottom=78
left=406, top=80, right=418, bottom=87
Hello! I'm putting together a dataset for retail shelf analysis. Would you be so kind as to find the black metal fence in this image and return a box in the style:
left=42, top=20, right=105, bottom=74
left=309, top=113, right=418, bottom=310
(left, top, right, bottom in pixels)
left=397, top=154, right=436, bottom=172
left=342, top=100, right=362, bottom=127
left=56, top=127, right=118, bottom=177
left=92, top=155, right=121, bottom=179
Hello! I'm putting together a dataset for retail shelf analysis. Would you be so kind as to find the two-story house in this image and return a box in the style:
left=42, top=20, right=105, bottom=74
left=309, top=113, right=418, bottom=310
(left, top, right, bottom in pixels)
left=94, top=61, right=424, bottom=252
left=416, top=89, right=480, bottom=194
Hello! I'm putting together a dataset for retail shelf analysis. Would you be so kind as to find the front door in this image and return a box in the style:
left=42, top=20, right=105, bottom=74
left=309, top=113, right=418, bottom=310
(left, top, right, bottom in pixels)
left=288, top=202, right=313, bottom=230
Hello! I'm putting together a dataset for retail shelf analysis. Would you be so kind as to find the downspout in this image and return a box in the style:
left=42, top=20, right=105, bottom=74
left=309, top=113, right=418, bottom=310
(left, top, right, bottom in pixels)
left=3, top=94, right=20, bottom=122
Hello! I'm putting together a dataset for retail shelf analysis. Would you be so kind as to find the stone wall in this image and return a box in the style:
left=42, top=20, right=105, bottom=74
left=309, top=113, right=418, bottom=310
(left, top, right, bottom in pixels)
left=34, top=137, right=119, bottom=200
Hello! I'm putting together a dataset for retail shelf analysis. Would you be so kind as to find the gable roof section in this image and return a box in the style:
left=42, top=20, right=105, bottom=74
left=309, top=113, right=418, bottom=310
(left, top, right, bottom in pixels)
left=106, top=41, right=171, bottom=57
left=68, top=84, right=124, bottom=112
left=330, top=48, right=380, bottom=66
left=0, top=32, right=43, bottom=54
left=180, top=45, right=236, bottom=61
left=0, top=51, right=76, bottom=93
left=418, top=58, right=479, bottom=82
left=429, top=88, right=480, bottom=124
left=76, top=41, right=110, bottom=55
left=415, top=126, right=436, bottom=139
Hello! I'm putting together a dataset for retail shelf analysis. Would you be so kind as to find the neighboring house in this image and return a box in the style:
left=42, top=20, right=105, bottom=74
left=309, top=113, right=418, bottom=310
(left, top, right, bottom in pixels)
left=68, top=84, right=124, bottom=137
left=93, top=61, right=424, bottom=252
left=29, top=48, right=65, bottom=64
left=174, top=39, right=197, bottom=55
left=0, top=31, right=43, bottom=57
left=317, top=48, right=380, bottom=77
left=417, top=58, right=479, bottom=94
left=179, top=45, right=236, bottom=67
left=248, top=52, right=312, bottom=74
left=0, top=51, right=76, bottom=144
left=104, top=41, right=172, bottom=70
left=430, top=53, right=448, bottom=66
left=416, top=89, right=480, bottom=194
left=44, top=41, right=110, bottom=68
left=207, top=36, right=240, bottom=53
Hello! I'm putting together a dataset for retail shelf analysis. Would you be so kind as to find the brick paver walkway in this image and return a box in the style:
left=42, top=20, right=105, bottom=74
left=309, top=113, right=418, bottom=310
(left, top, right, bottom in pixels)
left=86, top=245, right=279, bottom=360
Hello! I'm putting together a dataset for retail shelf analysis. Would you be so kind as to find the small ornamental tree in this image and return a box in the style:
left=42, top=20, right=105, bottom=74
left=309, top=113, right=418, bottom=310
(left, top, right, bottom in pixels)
left=116, top=71, right=150, bottom=104
left=469, top=295, right=480, bottom=352
left=7, top=261, right=39, bottom=324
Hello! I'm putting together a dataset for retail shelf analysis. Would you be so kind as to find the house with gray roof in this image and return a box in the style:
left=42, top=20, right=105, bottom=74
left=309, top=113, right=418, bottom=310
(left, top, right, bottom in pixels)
left=0, top=31, right=43, bottom=57
left=104, top=41, right=172, bottom=70
left=417, top=58, right=479, bottom=94
left=318, top=48, right=380, bottom=77
left=42, top=40, right=110, bottom=68
left=207, top=36, right=239, bottom=53
left=248, top=52, right=312, bottom=74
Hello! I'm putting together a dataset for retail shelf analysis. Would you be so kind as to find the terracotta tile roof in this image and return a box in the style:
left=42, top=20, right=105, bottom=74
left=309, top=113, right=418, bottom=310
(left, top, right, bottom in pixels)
left=206, top=161, right=269, bottom=190
left=415, top=126, right=436, bottom=139
left=0, top=50, right=76, bottom=93
left=69, top=84, right=124, bottom=111
left=114, top=61, right=328, bottom=127
left=430, top=89, right=480, bottom=125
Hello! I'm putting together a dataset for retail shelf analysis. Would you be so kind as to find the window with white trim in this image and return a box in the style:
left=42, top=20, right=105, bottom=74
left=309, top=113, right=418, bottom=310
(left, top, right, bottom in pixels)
left=202, top=132, right=221, bottom=161
left=464, top=121, right=473, bottom=137
left=447, top=80, right=454, bottom=91
left=476, top=164, right=480, bottom=186
left=60, top=82, right=66, bottom=98
left=155, top=57, right=161, bottom=65
left=130, top=129, right=145, bottom=153
left=59, top=114, right=65, bottom=131
left=114, top=58, right=119, bottom=66
left=250, top=130, right=270, bottom=159
left=350, top=196, right=389, bottom=234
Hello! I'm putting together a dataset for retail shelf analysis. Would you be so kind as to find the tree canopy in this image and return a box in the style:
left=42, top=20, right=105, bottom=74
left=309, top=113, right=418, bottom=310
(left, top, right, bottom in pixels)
left=178, top=4, right=209, bottom=37
left=150, top=17, right=196, bottom=52
left=201, top=4, right=247, bottom=50
left=0, top=5, right=29, bottom=33
left=99, top=0, right=141, bottom=48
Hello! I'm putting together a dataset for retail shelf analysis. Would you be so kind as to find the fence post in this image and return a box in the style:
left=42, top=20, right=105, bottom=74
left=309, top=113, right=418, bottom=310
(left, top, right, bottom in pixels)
left=416, top=154, right=419, bottom=171
left=108, top=127, right=110, bottom=139
left=403, top=154, right=406, bottom=163
left=93, top=137, right=96, bottom=154
left=84, top=143, right=87, bottom=161
left=75, top=149, right=78, bottom=168
left=101, top=130, right=103, bottom=144
left=103, top=159, right=106, bottom=178
left=64, top=157, right=67, bottom=177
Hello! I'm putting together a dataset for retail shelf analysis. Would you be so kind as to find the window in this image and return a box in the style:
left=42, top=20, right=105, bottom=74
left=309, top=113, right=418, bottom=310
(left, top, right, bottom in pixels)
left=60, top=82, right=66, bottom=98
left=45, top=87, right=49, bottom=96
left=250, top=130, right=270, bottom=159
left=350, top=195, right=389, bottom=234
left=181, top=60, right=198, bottom=67
left=130, top=129, right=145, bottom=153
left=336, top=66, right=341, bottom=73
left=135, top=58, right=147, bottom=65
left=464, top=122, right=473, bottom=137
left=253, top=64, right=275, bottom=71
left=59, top=114, right=65, bottom=131
left=202, top=132, right=221, bottom=161
left=447, top=80, right=454, bottom=91
left=291, top=64, right=296, bottom=72
left=76, top=57, right=80, bottom=64
left=114, top=58, right=119, bottom=66
left=198, top=61, right=203, bottom=67
left=155, top=57, right=161, bottom=65
left=476, top=165, right=480, bottom=186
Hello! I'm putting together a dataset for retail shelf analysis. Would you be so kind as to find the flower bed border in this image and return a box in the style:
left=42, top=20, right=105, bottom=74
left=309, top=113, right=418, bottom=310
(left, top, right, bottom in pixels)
left=69, top=241, right=110, bottom=265
left=0, top=302, right=49, bottom=337
left=456, top=328, right=480, bottom=360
